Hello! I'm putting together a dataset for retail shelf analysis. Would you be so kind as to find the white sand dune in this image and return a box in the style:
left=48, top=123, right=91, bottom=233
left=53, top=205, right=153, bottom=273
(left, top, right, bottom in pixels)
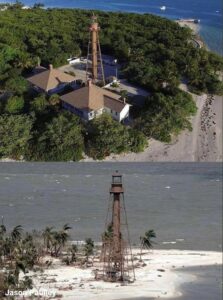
left=25, top=249, right=222, bottom=300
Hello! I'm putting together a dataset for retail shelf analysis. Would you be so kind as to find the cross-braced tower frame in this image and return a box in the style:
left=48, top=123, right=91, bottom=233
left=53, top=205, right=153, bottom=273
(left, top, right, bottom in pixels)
left=86, top=14, right=105, bottom=85
left=100, top=172, right=135, bottom=283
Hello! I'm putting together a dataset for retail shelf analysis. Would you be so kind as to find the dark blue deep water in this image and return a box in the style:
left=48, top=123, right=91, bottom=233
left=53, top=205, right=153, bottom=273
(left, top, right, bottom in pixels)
left=3, top=0, right=223, bottom=55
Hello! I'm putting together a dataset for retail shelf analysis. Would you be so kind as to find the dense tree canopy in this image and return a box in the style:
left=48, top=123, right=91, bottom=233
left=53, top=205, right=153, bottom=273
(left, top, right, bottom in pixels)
left=5, top=95, right=24, bottom=114
left=0, top=114, right=33, bottom=158
left=135, top=88, right=197, bottom=143
left=26, top=111, right=85, bottom=161
left=86, top=114, right=147, bottom=159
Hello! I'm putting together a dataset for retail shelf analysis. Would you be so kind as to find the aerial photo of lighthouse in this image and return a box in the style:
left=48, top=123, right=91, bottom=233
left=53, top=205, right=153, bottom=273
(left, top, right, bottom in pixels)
left=0, top=0, right=222, bottom=299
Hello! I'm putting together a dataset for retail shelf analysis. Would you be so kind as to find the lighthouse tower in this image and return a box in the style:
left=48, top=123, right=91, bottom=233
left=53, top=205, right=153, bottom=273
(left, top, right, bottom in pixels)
left=100, top=172, right=135, bottom=282
left=86, top=14, right=105, bottom=85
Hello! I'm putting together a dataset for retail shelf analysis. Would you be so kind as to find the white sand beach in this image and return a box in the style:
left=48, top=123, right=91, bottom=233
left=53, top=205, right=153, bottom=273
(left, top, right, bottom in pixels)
left=24, top=249, right=222, bottom=300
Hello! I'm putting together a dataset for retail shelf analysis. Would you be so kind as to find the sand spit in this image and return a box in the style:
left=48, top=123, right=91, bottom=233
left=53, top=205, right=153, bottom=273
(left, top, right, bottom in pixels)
left=101, top=92, right=222, bottom=162
left=23, top=249, right=222, bottom=300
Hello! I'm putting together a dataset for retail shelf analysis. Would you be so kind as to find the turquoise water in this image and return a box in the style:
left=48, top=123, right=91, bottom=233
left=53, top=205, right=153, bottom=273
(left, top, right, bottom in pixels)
left=2, top=0, right=222, bottom=55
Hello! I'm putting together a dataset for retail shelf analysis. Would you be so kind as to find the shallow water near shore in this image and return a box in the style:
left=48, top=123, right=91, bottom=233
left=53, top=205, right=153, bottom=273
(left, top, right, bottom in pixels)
left=176, top=265, right=222, bottom=300
left=124, top=264, right=222, bottom=300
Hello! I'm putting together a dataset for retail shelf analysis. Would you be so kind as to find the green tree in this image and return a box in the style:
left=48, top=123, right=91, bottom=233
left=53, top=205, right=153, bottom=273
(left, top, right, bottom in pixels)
left=11, top=225, right=23, bottom=243
left=0, top=114, right=33, bottom=159
left=30, top=94, right=48, bottom=113
left=5, top=76, right=28, bottom=95
left=33, top=2, right=45, bottom=9
left=84, top=238, right=94, bottom=262
left=36, top=112, right=84, bottom=161
left=128, top=128, right=148, bottom=152
left=137, top=89, right=197, bottom=143
left=87, top=114, right=130, bottom=159
left=51, top=224, right=72, bottom=257
left=10, top=1, right=24, bottom=10
left=140, top=229, right=156, bottom=260
left=42, top=226, right=54, bottom=253
left=5, top=96, right=24, bottom=114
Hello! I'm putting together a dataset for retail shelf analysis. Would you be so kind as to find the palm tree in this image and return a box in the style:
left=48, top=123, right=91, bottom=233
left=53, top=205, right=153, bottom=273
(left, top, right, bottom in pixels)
left=64, top=244, right=78, bottom=265
left=11, top=225, right=23, bottom=242
left=51, top=224, right=71, bottom=257
left=140, top=229, right=156, bottom=260
left=0, top=223, right=6, bottom=265
left=14, top=261, right=26, bottom=285
left=102, top=223, right=113, bottom=241
left=0, top=224, right=6, bottom=237
left=42, top=226, right=54, bottom=254
left=70, top=244, right=78, bottom=263
left=84, top=238, right=94, bottom=264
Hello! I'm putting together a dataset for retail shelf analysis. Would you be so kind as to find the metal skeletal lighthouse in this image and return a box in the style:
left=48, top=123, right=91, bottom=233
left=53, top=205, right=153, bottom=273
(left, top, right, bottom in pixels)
left=86, top=14, right=105, bottom=85
left=99, top=172, right=135, bottom=282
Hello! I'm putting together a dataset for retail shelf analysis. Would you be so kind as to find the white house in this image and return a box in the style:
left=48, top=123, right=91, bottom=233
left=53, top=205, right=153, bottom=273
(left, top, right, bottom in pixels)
left=60, top=81, right=130, bottom=122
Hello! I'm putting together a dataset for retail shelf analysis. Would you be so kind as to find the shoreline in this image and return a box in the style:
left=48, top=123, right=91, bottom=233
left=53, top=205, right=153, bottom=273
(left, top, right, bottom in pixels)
left=176, top=20, right=200, bottom=34
left=176, top=20, right=205, bottom=49
left=22, top=248, right=222, bottom=300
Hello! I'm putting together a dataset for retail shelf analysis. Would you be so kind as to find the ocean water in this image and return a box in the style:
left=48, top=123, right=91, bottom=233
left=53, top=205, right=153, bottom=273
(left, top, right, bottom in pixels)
left=175, top=265, right=222, bottom=300
left=0, top=162, right=222, bottom=252
left=2, top=0, right=222, bottom=55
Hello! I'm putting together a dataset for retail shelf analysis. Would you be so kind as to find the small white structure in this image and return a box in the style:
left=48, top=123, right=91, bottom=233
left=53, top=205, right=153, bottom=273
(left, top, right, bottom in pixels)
left=67, top=57, right=81, bottom=64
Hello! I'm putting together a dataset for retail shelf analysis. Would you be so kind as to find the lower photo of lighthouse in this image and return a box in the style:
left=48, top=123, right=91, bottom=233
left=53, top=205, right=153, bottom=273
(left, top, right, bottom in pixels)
left=0, top=162, right=222, bottom=300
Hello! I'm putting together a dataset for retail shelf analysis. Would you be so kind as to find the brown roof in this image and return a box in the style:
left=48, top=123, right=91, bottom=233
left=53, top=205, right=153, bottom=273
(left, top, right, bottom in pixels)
left=27, top=68, right=75, bottom=91
left=61, top=84, right=126, bottom=113
left=104, top=96, right=126, bottom=113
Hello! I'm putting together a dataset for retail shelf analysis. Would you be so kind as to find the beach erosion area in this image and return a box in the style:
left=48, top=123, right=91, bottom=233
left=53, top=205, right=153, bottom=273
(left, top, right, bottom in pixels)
left=23, top=248, right=222, bottom=300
